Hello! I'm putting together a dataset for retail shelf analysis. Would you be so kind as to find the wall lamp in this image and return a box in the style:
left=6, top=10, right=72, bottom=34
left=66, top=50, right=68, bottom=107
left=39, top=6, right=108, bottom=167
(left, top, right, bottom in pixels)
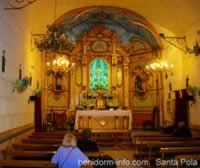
left=159, top=33, right=200, bottom=56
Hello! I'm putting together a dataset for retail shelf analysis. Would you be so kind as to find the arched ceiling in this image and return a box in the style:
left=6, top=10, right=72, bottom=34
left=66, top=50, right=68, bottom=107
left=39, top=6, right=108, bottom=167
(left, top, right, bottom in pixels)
left=24, top=0, right=200, bottom=36
left=53, top=6, right=160, bottom=48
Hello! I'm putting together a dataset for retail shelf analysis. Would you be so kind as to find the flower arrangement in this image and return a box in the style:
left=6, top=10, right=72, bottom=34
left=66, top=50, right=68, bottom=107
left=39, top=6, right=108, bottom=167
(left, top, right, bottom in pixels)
left=187, top=85, right=200, bottom=103
left=12, top=77, right=30, bottom=93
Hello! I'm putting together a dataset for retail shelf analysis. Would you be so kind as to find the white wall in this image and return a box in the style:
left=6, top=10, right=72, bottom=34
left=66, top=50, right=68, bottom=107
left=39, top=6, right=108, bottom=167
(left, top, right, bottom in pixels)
left=0, top=1, right=41, bottom=133
left=184, top=25, right=200, bottom=127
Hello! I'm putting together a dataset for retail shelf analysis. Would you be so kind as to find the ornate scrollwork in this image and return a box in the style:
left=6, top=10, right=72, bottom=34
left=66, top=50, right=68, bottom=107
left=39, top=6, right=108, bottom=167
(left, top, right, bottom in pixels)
left=5, top=0, right=37, bottom=10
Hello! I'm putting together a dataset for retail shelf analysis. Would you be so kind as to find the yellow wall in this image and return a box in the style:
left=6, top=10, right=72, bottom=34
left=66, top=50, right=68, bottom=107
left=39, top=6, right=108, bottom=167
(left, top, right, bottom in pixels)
left=25, top=0, right=194, bottom=126
left=184, top=25, right=200, bottom=127
left=1, top=0, right=200, bottom=130
left=0, top=1, right=41, bottom=132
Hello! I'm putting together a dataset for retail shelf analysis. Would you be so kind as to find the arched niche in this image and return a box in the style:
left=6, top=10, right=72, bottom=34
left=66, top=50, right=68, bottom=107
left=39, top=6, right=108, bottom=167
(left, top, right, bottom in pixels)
left=89, top=58, right=109, bottom=91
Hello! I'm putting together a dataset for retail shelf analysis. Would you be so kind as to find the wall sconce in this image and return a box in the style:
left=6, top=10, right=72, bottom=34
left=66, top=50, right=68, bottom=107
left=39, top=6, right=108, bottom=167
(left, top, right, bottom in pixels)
left=159, top=32, right=200, bottom=56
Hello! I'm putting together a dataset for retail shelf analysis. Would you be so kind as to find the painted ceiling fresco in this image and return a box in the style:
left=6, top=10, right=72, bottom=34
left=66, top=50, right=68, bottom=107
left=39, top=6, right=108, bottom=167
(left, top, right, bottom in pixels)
left=53, top=7, right=159, bottom=48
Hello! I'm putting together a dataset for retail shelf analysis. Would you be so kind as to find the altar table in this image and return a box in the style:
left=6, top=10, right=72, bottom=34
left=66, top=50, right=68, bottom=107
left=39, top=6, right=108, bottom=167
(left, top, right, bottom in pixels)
left=75, top=110, right=132, bottom=131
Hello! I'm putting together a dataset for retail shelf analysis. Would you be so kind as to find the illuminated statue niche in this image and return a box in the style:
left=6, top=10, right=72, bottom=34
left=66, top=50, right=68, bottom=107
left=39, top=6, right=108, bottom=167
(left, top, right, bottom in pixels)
left=90, top=58, right=109, bottom=90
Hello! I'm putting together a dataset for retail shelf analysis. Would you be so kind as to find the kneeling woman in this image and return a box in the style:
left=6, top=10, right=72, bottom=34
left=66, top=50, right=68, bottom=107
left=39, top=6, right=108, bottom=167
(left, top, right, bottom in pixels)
left=51, top=133, right=90, bottom=168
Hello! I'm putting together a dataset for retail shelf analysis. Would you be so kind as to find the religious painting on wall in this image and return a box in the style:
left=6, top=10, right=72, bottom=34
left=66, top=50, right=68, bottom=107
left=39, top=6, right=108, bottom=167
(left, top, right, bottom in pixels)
left=132, top=65, right=152, bottom=100
left=90, top=58, right=109, bottom=90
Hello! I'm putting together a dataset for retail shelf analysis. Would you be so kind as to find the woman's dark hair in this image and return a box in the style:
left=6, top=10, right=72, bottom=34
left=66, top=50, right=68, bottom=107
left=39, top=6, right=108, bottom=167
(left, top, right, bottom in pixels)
left=82, top=128, right=92, bottom=140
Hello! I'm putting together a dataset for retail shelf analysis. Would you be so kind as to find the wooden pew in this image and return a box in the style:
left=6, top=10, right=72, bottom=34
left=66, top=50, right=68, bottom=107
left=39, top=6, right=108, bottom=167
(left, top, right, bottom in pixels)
left=22, top=139, right=62, bottom=145
left=0, top=160, right=92, bottom=168
left=175, top=155, right=200, bottom=168
left=132, top=131, right=200, bottom=144
left=131, top=132, right=172, bottom=144
left=8, top=151, right=55, bottom=160
left=160, top=146, right=200, bottom=159
left=176, top=154, right=200, bottom=160
left=29, top=135, right=64, bottom=139
left=32, top=132, right=66, bottom=136
left=136, top=136, right=200, bottom=145
left=0, top=160, right=56, bottom=168
left=8, top=150, right=103, bottom=160
left=136, top=140, right=200, bottom=167
left=13, top=143, right=59, bottom=151
left=24, top=137, right=113, bottom=147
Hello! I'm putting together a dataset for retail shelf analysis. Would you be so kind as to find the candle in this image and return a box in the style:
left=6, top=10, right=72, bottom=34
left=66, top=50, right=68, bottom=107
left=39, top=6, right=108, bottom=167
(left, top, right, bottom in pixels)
left=2, top=50, right=6, bottom=72
left=169, top=82, right=172, bottom=91
left=37, top=81, right=39, bottom=89
left=186, top=75, right=189, bottom=88
left=30, top=73, right=32, bottom=86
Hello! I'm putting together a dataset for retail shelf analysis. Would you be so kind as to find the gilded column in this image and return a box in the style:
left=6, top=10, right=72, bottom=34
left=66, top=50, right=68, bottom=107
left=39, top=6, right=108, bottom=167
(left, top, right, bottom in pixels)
left=123, top=57, right=129, bottom=108
left=111, top=37, right=117, bottom=88
left=112, top=55, right=117, bottom=88
left=82, top=39, right=87, bottom=87
left=69, top=67, right=76, bottom=113
left=82, top=56, right=87, bottom=87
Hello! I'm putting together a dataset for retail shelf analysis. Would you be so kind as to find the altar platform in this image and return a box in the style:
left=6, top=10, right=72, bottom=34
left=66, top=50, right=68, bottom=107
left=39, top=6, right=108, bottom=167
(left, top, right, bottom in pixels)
left=75, top=110, right=132, bottom=132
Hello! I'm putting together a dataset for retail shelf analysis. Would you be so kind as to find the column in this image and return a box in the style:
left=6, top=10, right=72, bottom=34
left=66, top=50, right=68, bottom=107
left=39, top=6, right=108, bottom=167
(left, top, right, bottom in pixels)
left=123, top=57, right=129, bottom=108
left=69, top=68, right=76, bottom=113
left=82, top=39, right=88, bottom=87
left=111, top=37, right=117, bottom=88
left=82, top=56, right=87, bottom=87
left=112, top=55, right=117, bottom=88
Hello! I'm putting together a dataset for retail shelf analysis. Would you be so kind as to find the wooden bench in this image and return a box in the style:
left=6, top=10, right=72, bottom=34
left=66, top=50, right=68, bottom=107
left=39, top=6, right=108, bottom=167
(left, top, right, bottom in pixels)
left=8, top=151, right=55, bottom=160
left=135, top=140, right=200, bottom=167
left=30, top=134, right=65, bottom=139
left=0, top=160, right=92, bottom=168
left=8, top=150, right=103, bottom=160
left=22, top=139, right=62, bottom=145
left=13, top=144, right=59, bottom=151
left=24, top=137, right=114, bottom=147
left=175, top=154, right=200, bottom=168
left=136, top=136, right=200, bottom=146
left=132, top=133, right=172, bottom=144
left=160, top=146, right=200, bottom=159
left=0, top=160, right=56, bottom=168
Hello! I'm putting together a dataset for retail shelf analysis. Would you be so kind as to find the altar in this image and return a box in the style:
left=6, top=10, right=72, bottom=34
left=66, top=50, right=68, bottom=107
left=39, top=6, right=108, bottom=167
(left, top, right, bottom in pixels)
left=75, top=110, right=132, bottom=131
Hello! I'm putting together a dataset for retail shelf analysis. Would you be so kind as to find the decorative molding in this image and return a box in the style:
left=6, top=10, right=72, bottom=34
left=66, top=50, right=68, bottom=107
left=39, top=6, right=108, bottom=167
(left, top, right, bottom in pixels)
left=5, top=0, right=37, bottom=10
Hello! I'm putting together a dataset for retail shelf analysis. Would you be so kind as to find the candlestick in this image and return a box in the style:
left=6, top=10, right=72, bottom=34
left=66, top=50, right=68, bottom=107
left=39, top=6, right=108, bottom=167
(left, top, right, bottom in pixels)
left=169, top=82, right=172, bottom=91
left=186, top=75, right=189, bottom=88
left=2, top=50, right=6, bottom=72
left=19, top=64, right=22, bottom=80
left=30, top=73, right=32, bottom=86
left=37, top=81, right=39, bottom=89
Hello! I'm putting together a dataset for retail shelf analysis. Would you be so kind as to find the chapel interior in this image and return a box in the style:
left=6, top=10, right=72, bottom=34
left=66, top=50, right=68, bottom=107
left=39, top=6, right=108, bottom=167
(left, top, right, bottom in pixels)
left=0, top=0, right=200, bottom=167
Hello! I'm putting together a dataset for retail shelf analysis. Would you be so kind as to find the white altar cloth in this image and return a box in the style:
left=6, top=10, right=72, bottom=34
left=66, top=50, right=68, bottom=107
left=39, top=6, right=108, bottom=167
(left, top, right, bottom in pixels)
left=75, top=109, right=132, bottom=130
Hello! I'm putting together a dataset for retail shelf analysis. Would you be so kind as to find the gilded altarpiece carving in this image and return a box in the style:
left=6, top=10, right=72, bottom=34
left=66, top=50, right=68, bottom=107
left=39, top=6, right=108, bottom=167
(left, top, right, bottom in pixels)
left=44, top=53, right=70, bottom=114
left=43, top=26, right=160, bottom=128
left=39, top=6, right=163, bottom=129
